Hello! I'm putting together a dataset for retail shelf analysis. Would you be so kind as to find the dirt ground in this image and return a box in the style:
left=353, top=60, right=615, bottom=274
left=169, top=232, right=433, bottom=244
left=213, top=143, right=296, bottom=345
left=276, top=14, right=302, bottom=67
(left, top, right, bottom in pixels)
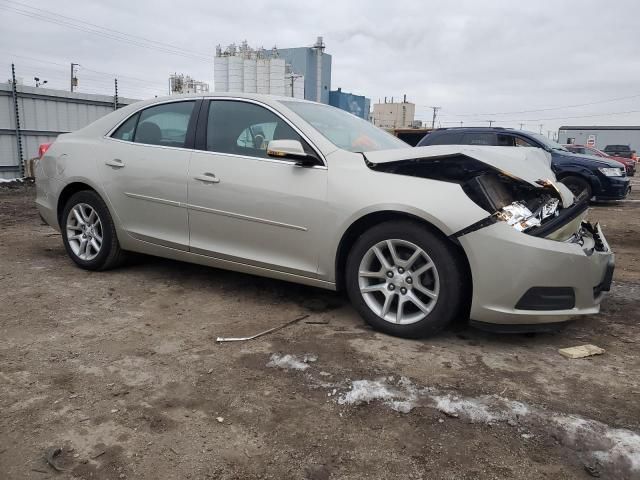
left=1, top=182, right=639, bottom=480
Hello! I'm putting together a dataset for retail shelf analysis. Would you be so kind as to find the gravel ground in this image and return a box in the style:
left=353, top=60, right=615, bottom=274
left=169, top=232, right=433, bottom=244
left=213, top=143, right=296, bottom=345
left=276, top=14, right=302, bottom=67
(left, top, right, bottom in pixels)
left=1, top=182, right=639, bottom=480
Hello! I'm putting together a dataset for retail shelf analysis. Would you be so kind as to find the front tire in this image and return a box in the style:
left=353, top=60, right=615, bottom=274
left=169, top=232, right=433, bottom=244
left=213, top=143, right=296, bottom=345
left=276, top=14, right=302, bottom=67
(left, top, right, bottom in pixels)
left=61, top=190, right=124, bottom=271
left=560, top=176, right=592, bottom=201
left=345, top=220, right=467, bottom=338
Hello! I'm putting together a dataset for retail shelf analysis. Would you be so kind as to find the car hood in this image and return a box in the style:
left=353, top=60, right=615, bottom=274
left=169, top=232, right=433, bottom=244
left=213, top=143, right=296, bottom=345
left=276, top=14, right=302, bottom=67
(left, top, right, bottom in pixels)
left=558, top=151, right=626, bottom=169
left=364, top=145, right=554, bottom=187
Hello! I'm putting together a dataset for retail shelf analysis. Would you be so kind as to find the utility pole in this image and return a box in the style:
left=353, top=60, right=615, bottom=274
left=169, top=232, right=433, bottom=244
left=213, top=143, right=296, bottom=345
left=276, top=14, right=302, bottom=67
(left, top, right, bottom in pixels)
left=539, top=124, right=544, bottom=134
left=460, top=121, right=463, bottom=127
left=519, top=123, right=524, bottom=130
left=114, top=78, right=118, bottom=110
left=70, top=63, right=79, bottom=92
left=11, top=64, right=24, bottom=177
left=487, top=120, right=494, bottom=127
left=429, top=106, right=441, bottom=129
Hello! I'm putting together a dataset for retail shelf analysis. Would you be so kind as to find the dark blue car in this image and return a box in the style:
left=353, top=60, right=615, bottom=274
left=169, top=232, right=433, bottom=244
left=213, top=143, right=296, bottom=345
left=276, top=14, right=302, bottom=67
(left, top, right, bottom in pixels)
left=417, top=128, right=631, bottom=200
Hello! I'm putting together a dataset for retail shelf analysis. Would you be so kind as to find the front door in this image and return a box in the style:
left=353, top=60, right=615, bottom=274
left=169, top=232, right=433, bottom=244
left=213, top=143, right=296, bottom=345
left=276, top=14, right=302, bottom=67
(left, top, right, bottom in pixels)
left=97, top=100, right=197, bottom=250
left=187, top=99, right=328, bottom=277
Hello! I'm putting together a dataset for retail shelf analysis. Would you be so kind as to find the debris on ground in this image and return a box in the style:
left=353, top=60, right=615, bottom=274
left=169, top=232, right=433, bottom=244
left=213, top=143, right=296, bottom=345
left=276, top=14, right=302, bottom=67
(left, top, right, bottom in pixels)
left=558, top=344, right=606, bottom=359
left=216, top=314, right=309, bottom=342
left=44, top=446, right=68, bottom=472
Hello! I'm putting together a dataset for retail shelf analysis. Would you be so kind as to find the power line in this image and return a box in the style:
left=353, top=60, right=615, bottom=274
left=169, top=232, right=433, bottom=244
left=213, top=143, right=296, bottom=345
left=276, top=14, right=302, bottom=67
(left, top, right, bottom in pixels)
left=432, top=92, right=640, bottom=118
left=0, top=2, right=211, bottom=61
left=1, top=0, right=210, bottom=57
left=0, top=50, right=168, bottom=87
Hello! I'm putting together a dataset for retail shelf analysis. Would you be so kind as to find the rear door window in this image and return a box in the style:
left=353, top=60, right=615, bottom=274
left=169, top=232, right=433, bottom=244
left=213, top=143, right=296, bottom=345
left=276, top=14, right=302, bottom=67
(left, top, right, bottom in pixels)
left=422, top=132, right=464, bottom=145
left=133, top=101, right=195, bottom=148
left=461, top=133, right=496, bottom=145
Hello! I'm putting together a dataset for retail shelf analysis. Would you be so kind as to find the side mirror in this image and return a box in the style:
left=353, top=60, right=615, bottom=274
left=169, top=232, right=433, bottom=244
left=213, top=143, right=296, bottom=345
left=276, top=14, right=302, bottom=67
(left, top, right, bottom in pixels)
left=267, top=139, right=318, bottom=167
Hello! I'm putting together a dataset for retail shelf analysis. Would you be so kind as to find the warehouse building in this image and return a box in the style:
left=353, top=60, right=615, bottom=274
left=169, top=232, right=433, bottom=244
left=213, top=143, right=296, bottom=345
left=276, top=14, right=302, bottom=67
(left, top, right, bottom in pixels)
left=372, top=97, right=416, bottom=128
left=268, top=37, right=331, bottom=104
left=329, top=88, right=370, bottom=120
left=558, top=126, right=640, bottom=152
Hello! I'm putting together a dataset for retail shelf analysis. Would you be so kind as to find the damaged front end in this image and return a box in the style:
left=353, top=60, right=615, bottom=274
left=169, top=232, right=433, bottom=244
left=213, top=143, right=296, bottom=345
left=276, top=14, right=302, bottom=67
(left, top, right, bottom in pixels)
left=364, top=151, right=603, bottom=251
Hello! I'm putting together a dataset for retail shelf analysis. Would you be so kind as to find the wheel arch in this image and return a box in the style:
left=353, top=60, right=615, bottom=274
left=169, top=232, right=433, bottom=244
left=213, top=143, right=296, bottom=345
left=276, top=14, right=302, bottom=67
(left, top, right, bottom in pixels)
left=334, top=210, right=472, bottom=298
left=57, top=181, right=99, bottom=226
left=555, top=168, right=599, bottom=192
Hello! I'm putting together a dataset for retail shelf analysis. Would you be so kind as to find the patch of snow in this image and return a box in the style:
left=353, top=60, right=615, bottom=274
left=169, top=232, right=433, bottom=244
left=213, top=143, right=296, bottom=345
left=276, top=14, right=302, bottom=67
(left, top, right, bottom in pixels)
left=337, top=377, right=418, bottom=413
left=338, top=379, right=396, bottom=405
left=266, top=353, right=310, bottom=371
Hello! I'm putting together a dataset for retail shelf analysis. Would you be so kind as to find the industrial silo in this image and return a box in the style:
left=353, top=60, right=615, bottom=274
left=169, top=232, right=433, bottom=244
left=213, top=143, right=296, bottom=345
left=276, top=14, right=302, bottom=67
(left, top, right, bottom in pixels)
left=243, top=58, right=257, bottom=93
left=228, top=55, right=244, bottom=93
left=213, top=56, right=228, bottom=92
left=256, top=58, right=270, bottom=94
left=269, top=58, right=286, bottom=96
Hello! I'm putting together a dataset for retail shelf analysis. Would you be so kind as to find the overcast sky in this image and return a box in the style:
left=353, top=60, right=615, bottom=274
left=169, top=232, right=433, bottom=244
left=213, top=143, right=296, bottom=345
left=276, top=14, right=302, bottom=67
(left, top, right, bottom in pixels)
left=2, top=0, right=640, bottom=135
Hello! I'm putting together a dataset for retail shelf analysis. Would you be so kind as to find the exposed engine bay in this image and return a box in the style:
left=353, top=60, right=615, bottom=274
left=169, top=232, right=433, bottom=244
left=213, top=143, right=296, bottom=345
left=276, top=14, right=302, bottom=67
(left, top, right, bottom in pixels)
left=365, top=153, right=591, bottom=241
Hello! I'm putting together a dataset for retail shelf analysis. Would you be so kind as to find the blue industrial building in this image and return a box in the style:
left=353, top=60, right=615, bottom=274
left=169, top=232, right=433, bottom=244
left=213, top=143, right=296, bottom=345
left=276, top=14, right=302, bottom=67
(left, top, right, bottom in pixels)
left=267, top=37, right=332, bottom=104
left=329, top=88, right=371, bottom=120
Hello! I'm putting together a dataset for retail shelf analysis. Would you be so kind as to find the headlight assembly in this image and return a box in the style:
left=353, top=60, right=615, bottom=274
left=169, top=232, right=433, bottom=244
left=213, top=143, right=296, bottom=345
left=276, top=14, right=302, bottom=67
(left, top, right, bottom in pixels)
left=598, top=167, right=623, bottom=177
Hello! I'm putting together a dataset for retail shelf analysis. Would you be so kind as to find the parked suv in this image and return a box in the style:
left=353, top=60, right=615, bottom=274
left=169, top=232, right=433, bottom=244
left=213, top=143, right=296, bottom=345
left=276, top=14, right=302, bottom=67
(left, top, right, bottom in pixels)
left=564, top=144, right=635, bottom=176
left=603, top=144, right=634, bottom=159
left=418, top=128, right=631, bottom=200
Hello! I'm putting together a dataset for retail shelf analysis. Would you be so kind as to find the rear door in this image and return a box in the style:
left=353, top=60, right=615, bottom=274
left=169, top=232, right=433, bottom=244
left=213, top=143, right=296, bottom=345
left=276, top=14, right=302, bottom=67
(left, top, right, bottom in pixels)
left=98, top=100, right=198, bottom=250
left=186, top=99, right=328, bottom=277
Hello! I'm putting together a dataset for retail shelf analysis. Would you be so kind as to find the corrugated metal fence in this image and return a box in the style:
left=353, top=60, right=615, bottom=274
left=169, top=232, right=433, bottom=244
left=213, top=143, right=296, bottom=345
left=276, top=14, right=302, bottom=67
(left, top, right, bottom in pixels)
left=0, top=82, right=138, bottom=179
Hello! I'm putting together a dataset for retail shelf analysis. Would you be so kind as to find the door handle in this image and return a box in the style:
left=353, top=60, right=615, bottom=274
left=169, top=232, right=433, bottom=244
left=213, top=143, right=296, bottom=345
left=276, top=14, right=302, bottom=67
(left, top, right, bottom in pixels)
left=105, top=158, right=125, bottom=168
left=194, top=173, right=220, bottom=184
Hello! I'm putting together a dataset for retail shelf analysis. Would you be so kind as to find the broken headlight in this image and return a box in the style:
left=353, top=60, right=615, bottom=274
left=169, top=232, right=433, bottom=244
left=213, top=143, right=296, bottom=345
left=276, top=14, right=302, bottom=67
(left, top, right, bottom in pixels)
left=497, top=197, right=560, bottom=232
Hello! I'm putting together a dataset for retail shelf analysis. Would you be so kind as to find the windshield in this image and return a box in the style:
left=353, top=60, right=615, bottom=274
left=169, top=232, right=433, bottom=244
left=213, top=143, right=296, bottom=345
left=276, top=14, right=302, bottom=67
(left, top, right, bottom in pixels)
left=528, top=132, right=569, bottom=152
left=281, top=101, right=408, bottom=152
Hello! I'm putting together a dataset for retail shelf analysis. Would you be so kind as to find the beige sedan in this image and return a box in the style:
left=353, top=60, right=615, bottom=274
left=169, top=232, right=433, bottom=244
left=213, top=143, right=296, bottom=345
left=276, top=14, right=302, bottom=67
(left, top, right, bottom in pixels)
left=35, top=94, right=614, bottom=337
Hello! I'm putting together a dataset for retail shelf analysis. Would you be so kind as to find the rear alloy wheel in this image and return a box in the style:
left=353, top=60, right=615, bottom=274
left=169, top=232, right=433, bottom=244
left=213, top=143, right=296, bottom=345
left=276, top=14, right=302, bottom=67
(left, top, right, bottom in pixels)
left=346, top=221, right=466, bottom=338
left=66, top=203, right=103, bottom=261
left=61, top=190, right=125, bottom=271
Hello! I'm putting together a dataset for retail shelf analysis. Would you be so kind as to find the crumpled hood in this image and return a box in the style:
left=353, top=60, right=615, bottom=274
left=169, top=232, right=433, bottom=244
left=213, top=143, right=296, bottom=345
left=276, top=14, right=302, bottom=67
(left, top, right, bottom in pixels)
left=364, top=145, right=575, bottom=208
left=364, top=145, right=554, bottom=187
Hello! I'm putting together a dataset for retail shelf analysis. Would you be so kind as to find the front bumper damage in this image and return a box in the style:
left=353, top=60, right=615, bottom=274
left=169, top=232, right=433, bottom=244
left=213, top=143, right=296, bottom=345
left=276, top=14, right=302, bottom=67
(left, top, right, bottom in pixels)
left=458, top=216, right=614, bottom=327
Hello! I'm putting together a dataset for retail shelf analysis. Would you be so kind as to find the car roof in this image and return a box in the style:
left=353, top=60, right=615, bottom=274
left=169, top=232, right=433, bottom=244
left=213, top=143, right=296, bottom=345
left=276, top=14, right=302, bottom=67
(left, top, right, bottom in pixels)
left=428, top=127, right=536, bottom=135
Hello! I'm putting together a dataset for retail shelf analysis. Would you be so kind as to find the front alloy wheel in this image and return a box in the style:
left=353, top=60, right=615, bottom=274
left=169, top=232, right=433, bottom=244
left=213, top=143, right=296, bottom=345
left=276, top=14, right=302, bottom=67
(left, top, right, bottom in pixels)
left=358, top=239, right=440, bottom=325
left=346, top=220, right=467, bottom=338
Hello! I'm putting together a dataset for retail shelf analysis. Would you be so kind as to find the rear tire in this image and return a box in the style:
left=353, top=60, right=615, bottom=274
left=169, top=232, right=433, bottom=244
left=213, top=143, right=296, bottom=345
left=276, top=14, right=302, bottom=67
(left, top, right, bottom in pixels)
left=61, top=190, right=125, bottom=271
left=560, top=176, right=592, bottom=201
left=345, top=220, right=467, bottom=338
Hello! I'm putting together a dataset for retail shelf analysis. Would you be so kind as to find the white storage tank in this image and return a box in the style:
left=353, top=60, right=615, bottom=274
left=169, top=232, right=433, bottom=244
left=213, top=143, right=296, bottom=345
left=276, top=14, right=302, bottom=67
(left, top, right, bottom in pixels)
left=269, top=58, right=286, bottom=96
left=243, top=58, right=257, bottom=93
left=256, top=59, right=270, bottom=94
left=293, top=75, right=305, bottom=99
left=213, top=56, right=228, bottom=92
left=228, top=56, right=244, bottom=93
